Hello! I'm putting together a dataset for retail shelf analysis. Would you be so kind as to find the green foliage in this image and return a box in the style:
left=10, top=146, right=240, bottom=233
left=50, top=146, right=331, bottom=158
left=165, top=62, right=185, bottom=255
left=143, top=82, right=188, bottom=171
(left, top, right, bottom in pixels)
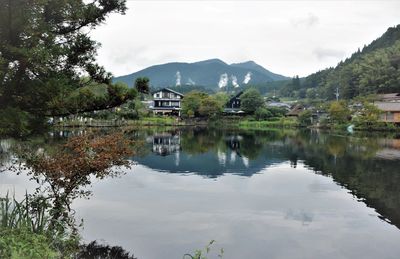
left=0, top=107, right=32, bottom=137
left=328, top=101, right=350, bottom=124
left=0, top=228, right=58, bottom=259
left=198, top=96, right=223, bottom=118
left=239, top=117, right=299, bottom=129
left=182, top=91, right=224, bottom=118
left=213, top=92, right=229, bottom=108
left=240, top=88, right=265, bottom=114
left=280, top=25, right=400, bottom=100
left=254, top=107, right=273, bottom=120
left=183, top=240, right=224, bottom=259
left=0, top=193, right=79, bottom=258
left=182, top=91, right=208, bottom=117
left=0, top=0, right=130, bottom=135
left=298, top=110, right=313, bottom=126
left=134, top=77, right=150, bottom=94
left=351, top=103, right=390, bottom=129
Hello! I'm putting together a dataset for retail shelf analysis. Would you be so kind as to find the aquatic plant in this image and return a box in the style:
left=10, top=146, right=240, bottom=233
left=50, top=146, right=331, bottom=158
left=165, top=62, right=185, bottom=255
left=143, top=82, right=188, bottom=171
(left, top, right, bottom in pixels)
left=183, top=240, right=224, bottom=259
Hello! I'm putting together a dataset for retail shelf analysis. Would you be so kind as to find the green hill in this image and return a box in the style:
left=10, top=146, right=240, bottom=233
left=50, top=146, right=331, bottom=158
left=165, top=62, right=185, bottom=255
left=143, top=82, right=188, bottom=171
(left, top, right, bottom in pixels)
left=281, top=24, right=400, bottom=100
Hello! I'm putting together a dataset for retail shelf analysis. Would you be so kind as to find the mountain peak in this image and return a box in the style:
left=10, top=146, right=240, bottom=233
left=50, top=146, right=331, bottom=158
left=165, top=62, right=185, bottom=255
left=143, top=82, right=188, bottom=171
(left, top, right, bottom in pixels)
left=232, top=60, right=257, bottom=65
left=193, top=58, right=227, bottom=65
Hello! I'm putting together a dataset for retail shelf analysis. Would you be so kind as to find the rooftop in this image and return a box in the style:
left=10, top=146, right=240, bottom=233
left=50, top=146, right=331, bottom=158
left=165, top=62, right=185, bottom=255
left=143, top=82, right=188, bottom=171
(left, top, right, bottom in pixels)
left=375, top=102, right=400, bottom=112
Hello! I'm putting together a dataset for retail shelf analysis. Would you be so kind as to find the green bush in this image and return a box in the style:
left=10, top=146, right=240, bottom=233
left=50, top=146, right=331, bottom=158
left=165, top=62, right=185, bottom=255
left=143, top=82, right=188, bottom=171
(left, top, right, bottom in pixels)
left=298, top=110, right=313, bottom=126
left=254, top=108, right=273, bottom=121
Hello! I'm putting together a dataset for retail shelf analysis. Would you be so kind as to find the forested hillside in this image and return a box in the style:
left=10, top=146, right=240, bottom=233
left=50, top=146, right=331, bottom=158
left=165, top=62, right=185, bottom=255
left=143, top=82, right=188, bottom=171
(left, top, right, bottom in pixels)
left=281, top=25, right=400, bottom=100
left=113, top=59, right=288, bottom=89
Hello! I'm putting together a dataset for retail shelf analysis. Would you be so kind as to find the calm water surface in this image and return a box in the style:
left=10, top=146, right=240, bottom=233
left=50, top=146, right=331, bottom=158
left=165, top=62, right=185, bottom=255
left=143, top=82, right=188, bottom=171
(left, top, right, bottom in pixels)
left=1, top=128, right=400, bottom=258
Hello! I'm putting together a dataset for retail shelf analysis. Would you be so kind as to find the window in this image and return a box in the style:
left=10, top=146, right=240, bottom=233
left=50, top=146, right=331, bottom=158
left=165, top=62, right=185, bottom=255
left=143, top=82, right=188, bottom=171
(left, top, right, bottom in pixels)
left=387, top=112, right=394, bottom=121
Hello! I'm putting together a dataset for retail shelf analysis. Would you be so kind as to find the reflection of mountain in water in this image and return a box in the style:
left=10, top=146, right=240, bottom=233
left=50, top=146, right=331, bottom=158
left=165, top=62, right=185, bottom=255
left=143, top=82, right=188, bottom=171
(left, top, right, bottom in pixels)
left=133, top=129, right=400, bottom=230
left=134, top=131, right=288, bottom=177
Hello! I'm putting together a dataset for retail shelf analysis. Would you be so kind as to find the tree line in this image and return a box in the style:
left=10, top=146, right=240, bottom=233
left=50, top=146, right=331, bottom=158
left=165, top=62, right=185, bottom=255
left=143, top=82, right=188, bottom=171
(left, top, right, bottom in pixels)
left=280, top=25, right=400, bottom=100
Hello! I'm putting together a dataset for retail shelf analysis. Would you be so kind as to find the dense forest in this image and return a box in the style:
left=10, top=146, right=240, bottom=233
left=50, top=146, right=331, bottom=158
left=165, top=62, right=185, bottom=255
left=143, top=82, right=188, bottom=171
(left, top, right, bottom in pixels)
left=280, top=25, right=400, bottom=100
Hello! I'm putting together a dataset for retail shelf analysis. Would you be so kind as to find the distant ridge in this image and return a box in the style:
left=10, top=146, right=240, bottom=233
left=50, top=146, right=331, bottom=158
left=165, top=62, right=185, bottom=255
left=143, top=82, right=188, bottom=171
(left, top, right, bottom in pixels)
left=113, top=58, right=289, bottom=90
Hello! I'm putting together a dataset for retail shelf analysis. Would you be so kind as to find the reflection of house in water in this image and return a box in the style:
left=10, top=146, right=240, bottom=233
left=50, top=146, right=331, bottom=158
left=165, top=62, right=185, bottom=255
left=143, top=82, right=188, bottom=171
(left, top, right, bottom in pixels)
left=151, top=133, right=181, bottom=156
left=376, top=138, right=400, bottom=160
left=224, top=135, right=250, bottom=167
left=225, top=135, right=243, bottom=151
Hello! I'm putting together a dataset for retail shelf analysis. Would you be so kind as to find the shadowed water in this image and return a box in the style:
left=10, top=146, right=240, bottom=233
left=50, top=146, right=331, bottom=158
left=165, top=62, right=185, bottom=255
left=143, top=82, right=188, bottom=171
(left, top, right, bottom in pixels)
left=1, top=128, right=400, bottom=259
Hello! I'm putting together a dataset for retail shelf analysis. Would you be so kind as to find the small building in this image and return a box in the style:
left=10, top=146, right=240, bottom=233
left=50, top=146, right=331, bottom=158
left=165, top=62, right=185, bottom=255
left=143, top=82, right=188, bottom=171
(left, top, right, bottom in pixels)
left=286, top=104, right=305, bottom=117
left=152, top=88, right=184, bottom=116
left=375, top=102, right=400, bottom=123
left=224, top=91, right=244, bottom=114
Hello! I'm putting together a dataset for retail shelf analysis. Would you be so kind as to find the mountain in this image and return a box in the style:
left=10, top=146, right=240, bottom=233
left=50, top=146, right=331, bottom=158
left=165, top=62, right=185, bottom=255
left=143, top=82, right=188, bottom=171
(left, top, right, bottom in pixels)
left=231, top=61, right=287, bottom=81
left=281, top=24, right=400, bottom=99
left=113, top=58, right=288, bottom=90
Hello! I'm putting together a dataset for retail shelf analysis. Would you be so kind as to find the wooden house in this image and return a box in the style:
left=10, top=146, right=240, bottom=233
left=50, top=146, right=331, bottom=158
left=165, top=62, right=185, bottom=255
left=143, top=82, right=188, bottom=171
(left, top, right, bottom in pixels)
left=375, top=102, right=400, bottom=123
left=152, top=88, right=184, bottom=116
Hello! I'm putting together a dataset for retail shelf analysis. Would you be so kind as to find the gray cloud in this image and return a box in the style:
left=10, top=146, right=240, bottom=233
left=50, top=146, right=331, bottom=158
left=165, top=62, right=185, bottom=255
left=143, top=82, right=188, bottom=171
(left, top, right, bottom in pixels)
left=291, top=12, right=319, bottom=27
left=313, top=47, right=346, bottom=61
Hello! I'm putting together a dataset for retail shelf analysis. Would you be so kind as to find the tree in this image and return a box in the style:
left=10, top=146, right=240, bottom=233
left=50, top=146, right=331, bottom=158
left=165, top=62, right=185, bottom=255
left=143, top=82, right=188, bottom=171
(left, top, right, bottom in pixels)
left=328, top=101, right=350, bottom=124
left=213, top=92, right=229, bottom=108
left=240, top=88, right=265, bottom=114
left=0, top=0, right=131, bottom=133
left=198, top=96, right=223, bottom=118
left=181, top=91, right=208, bottom=117
left=134, top=77, right=150, bottom=95
left=298, top=110, right=313, bottom=126
left=254, top=107, right=273, bottom=120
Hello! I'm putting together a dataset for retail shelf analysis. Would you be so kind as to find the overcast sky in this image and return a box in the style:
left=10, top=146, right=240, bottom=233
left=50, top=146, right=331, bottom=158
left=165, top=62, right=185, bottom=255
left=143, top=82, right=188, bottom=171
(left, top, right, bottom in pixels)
left=91, top=0, right=400, bottom=78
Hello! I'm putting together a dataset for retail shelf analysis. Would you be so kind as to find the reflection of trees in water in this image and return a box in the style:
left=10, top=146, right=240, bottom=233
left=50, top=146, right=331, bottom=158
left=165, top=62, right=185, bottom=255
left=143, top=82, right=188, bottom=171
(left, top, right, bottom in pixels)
left=283, top=130, right=400, bottom=229
left=78, top=241, right=136, bottom=259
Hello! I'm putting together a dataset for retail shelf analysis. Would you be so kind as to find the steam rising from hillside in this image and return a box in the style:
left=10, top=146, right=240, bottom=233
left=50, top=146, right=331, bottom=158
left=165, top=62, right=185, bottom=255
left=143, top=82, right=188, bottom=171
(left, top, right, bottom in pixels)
left=175, top=71, right=181, bottom=86
left=243, top=72, right=252, bottom=84
left=218, top=73, right=228, bottom=88
left=187, top=78, right=195, bottom=85
left=231, top=75, right=239, bottom=88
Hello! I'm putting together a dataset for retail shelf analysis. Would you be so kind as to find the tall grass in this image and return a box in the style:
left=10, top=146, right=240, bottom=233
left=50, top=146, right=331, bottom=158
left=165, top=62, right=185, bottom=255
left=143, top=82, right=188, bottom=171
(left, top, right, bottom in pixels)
left=0, top=193, right=80, bottom=258
left=0, top=192, right=48, bottom=234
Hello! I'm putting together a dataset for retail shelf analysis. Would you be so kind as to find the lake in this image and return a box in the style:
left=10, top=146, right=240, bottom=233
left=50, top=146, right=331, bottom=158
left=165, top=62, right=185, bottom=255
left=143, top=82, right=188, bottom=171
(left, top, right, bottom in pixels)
left=1, top=128, right=400, bottom=258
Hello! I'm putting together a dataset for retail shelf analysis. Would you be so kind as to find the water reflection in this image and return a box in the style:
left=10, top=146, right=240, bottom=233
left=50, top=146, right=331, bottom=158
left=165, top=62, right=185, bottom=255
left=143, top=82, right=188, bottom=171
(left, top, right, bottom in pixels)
left=1, top=128, right=400, bottom=258
left=132, top=128, right=400, bottom=230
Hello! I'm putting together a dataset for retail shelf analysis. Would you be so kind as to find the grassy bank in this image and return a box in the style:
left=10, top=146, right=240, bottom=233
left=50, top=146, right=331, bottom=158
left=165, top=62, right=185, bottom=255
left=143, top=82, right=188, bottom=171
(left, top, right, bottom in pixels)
left=238, top=117, right=299, bottom=130
left=127, top=116, right=186, bottom=126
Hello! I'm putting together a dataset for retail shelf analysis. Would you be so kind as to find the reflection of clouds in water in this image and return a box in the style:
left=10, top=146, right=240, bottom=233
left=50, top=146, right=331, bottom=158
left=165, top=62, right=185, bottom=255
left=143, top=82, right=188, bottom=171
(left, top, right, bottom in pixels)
left=242, top=156, right=249, bottom=168
left=217, top=149, right=227, bottom=166
left=285, top=209, right=314, bottom=226
left=308, top=179, right=341, bottom=193
left=230, top=151, right=237, bottom=164
left=175, top=151, right=180, bottom=167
